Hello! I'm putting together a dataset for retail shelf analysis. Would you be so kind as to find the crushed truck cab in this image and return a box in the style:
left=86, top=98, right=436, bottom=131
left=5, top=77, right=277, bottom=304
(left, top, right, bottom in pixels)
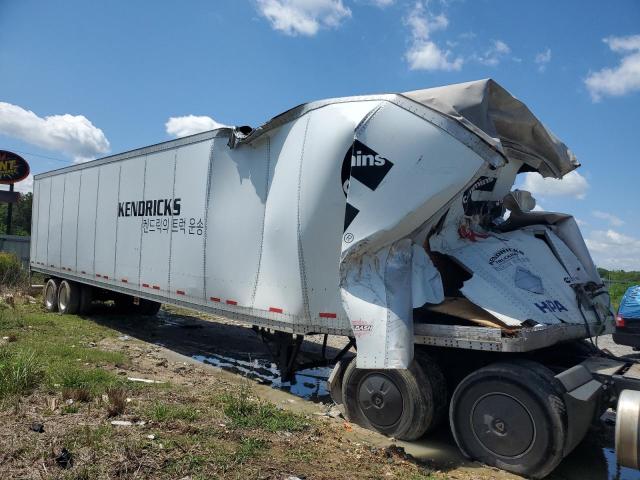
left=31, top=79, right=636, bottom=478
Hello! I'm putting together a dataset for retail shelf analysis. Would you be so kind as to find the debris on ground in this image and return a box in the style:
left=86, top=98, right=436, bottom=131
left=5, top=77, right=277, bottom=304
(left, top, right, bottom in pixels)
left=55, top=448, right=73, bottom=469
left=29, top=422, right=44, bottom=433
left=127, top=377, right=164, bottom=384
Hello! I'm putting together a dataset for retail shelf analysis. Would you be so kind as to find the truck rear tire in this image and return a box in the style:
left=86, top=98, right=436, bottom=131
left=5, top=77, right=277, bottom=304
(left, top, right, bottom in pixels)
left=341, top=356, right=446, bottom=440
left=44, top=278, right=60, bottom=312
left=57, top=280, right=81, bottom=315
left=449, top=361, right=567, bottom=479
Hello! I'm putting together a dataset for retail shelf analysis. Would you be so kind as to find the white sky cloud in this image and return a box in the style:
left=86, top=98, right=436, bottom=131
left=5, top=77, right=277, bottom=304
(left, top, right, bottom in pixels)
left=521, top=170, right=589, bottom=200
left=535, top=48, right=551, bottom=72
left=585, top=229, right=640, bottom=270
left=472, top=40, right=511, bottom=66
left=592, top=210, right=624, bottom=227
left=0, top=173, right=33, bottom=194
left=256, top=0, right=351, bottom=36
left=165, top=115, right=228, bottom=138
left=404, top=2, right=462, bottom=71
left=0, top=102, right=109, bottom=163
left=585, top=34, right=640, bottom=101
left=362, top=0, right=394, bottom=6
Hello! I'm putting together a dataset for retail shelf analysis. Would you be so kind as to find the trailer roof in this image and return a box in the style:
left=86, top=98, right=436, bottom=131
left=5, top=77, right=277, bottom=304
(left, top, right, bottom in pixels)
left=36, top=79, right=577, bottom=181
left=403, top=79, right=579, bottom=179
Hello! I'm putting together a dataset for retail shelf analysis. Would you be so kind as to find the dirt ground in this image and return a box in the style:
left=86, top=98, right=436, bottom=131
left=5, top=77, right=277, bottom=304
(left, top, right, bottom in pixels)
left=2, top=298, right=640, bottom=479
left=71, top=305, right=640, bottom=480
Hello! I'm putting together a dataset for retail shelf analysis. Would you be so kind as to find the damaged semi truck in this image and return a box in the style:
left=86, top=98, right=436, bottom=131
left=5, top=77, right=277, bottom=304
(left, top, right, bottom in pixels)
left=30, top=79, right=640, bottom=478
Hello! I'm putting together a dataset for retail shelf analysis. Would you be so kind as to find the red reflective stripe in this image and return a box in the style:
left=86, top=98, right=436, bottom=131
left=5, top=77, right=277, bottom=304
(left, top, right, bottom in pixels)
left=226, top=300, right=237, bottom=306
left=81, top=271, right=86, bottom=274
left=152, top=285, right=160, bottom=290
left=319, top=312, right=337, bottom=318
left=121, top=279, right=128, bottom=283
left=96, top=274, right=101, bottom=278
left=142, top=283, right=150, bottom=288
left=103, top=275, right=109, bottom=280
left=210, top=297, right=220, bottom=302
left=269, top=307, right=283, bottom=314
left=176, top=290, right=185, bottom=295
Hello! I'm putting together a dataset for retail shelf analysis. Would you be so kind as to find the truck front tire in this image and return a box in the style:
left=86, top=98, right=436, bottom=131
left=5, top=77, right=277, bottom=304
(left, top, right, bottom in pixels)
left=449, top=361, right=567, bottom=479
left=44, top=278, right=60, bottom=312
left=57, top=280, right=81, bottom=315
left=341, top=356, right=446, bottom=440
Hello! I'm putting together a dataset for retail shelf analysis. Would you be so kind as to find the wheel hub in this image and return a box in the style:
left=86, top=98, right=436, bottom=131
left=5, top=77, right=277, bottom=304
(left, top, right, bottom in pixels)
left=357, top=373, right=403, bottom=427
left=471, top=393, right=535, bottom=458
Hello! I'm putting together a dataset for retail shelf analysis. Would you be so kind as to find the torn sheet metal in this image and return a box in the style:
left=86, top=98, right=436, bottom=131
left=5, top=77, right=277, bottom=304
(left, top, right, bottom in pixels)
left=431, top=228, right=595, bottom=327
left=403, top=79, right=579, bottom=178
left=341, top=240, right=443, bottom=369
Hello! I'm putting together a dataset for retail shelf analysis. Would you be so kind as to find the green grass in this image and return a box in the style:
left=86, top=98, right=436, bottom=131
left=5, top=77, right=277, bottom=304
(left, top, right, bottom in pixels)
left=147, top=402, right=200, bottom=422
left=219, top=385, right=308, bottom=433
left=0, top=348, right=42, bottom=399
left=233, top=437, right=267, bottom=464
left=0, top=303, right=128, bottom=401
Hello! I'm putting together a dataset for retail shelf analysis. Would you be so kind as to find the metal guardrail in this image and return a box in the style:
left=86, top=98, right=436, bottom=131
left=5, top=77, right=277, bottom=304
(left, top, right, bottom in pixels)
left=0, top=234, right=30, bottom=268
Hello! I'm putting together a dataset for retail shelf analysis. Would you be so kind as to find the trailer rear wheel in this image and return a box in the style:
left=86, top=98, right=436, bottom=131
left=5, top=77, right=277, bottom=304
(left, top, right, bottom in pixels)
left=57, top=280, right=80, bottom=315
left=44, top=279, right=60, bottom=312
left=341, top=357, right=445, bottom=440
left=450, top=362, right=566, bottom=479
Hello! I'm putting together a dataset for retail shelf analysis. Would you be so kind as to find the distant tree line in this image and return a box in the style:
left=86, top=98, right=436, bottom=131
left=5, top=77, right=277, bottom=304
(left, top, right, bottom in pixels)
left=0, top=192, right=32, bottom=236
left=598, top=267, right=640, bottom=310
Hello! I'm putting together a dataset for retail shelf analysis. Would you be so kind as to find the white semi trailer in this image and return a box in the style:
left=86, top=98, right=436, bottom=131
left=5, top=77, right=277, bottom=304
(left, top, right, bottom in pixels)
left=30, top=79, right=640, bottom=477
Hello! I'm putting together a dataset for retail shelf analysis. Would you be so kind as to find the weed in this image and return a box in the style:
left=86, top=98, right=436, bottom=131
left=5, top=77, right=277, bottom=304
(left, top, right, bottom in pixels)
left=105, top=387, right=127, bottom=417
left=147, top=402, right=199, bottom=422
left=0, top=349, right=42, bottom=399
left=55, top=367, right=123, bottom=395
left=0, top=252, right=26, bottom=287
left=219, top=385, right=307, bottom=432
left=62, top=387, right=93, bottom=403
left=61, top=404, right=80, bottom=414
left=233, top=437, right=267, bottom=464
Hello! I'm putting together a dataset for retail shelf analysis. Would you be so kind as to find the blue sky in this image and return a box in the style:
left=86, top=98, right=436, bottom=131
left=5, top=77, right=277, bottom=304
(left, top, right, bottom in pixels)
left=1, top=0, right=639, bottom=269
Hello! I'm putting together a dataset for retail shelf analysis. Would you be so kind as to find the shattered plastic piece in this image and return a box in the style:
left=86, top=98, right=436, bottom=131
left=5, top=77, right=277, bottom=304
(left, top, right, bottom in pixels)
left=127, top=377, right=163, bottom=384
left=110, top=420, right=133, bottom=426
left=55, top=448, right=73, bottom=469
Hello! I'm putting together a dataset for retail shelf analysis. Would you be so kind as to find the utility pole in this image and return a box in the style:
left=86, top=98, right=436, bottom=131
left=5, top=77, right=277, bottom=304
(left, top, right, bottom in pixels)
left=6, top=183, right=13, bottom=235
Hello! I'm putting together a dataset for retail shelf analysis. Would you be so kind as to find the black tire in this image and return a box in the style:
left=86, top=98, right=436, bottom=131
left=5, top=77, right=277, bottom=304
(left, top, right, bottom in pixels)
left=136, top=299, right=161, bottom=316
left=342, top=356, right=445, bottom=440
left=415, top=350, right=448, bottom=431
left=78, top=285, right=93, bottom=315
left=450, top=361, right=567, bottom=479
left=43, top=278, right=60, bottom=312
left=57, top=280, right=80, bottom=314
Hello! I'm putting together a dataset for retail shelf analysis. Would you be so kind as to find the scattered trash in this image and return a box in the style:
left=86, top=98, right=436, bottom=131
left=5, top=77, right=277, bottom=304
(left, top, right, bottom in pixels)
left=65, top=399, right=74, bottom=405
left=127, top=377, right=163, bottom=384
left=55, top=448, right=73, bottom=469
left=147, top=434, right=156, bottom=440
left=136, top=420, right=146, bottom=426
left=314, top=405, right=343, bottom=419
left=88, top=342, right=96, bottom=347
left=156, top=358, right=168, bottom=368
left=110, top=420, right=133, bottom=426
left=284, top=476, right=303, bottom=480
left=343, top=422, right=352, bottom=432
left=118, top=335, right=131, bottom=341
left=29, top=422, right=44, bottom=433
